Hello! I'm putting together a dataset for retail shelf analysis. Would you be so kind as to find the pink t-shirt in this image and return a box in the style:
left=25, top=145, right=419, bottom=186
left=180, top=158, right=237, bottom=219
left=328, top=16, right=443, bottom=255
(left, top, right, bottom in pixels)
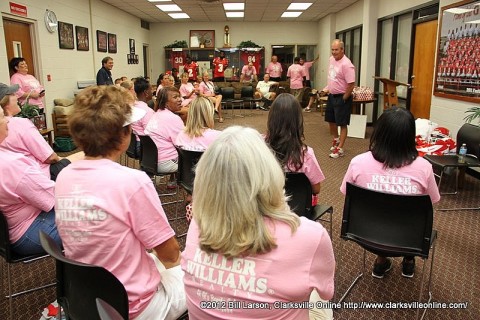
left=175, top=129, right=221, bottom=151
left=340, top=151, right=441, bottom=203
left=145, top=108, right=184, bottom=162
left=302, top=61, right=314, bottom=81
left=130, top=101, right=154, bottom=136
left=55, top=159, right=175, bottom=318
left=326, top=55, right=355, bottom=94
left=1, top=116, right=53, bottom=177
left=182, top=217, right=335, bottom=320
left=199, top=81, right=216, bottom=96
left=0, top=149, right=54, bottom=243
left=10, top=72, right=45, bottom=108
left=180, top=82, right=197, bottom=106
left=286, top=147, right=325, bottom=186
left=241, top=65, right=257, bottom=82
left=287, top=64, right=306, bottom=89
left=266, top=62, right=283, bottom=78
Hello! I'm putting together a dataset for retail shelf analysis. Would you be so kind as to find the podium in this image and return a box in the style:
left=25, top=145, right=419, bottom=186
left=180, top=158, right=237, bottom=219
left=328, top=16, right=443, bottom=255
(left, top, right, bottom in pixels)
left=374, top=77, right=409, bottom=109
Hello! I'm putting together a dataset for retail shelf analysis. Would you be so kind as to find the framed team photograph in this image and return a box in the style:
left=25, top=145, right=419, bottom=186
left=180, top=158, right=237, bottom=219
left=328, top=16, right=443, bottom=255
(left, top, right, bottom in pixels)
left=96, top=30, right=107, bottom=52
left=189, top=30, right=215, bottom=48
left=129, top=38, right=135, bottom=54
left=58, top=21, right=74, bottom=49
left=75, top=26, right=89, bottom=51
left=433, top=0, right=480, bottom=103
left=108, top=33, right=117, bottom=53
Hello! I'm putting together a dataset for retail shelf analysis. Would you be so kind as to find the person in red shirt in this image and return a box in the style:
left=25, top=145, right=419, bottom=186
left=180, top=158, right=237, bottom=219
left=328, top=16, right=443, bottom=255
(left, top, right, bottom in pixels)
left=183, top=56, right=199, bottom=82
left=212, top=51, right=229, bottom=82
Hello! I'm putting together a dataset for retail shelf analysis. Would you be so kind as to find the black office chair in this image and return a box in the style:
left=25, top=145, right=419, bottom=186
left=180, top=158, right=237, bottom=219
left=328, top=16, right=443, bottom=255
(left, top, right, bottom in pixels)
left=39, top=231, right=129, bottom=320
left=96, top=298, right=124, bottom=320
left=123, top=132, right=141, bottom=168
left=220, top=86, right=242, bottom=118
left=240, top=85, right=257, bottom=115
left=424, top=123, right=480, bottom=210
left=338, top=183, right=437, bottom=320
left=175, top=147, right=204, bottom=195
left=284, top=173, right=333, bottom=238
left=0, top=211, right=55, bottom=320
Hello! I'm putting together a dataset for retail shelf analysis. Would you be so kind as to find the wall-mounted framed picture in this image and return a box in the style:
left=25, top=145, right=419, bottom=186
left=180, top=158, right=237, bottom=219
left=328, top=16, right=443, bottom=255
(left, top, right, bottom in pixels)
left=58, top=21, right=74, bottom=49
left=108, top=33, right=117, bottom=53
left=189, top=30, right=215, bottom=48
left=129, top=38, right=135, bottom=54
left=433, top=0, right=480, bottom=103
left=75, top=26, right=89, bottom=51
left=96, top=30, right=107, bottom=52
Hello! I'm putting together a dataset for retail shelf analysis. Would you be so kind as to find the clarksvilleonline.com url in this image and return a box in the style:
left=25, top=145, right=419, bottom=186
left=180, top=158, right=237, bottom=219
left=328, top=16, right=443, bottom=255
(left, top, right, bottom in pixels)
left=335, top=301, right=469, bottom=310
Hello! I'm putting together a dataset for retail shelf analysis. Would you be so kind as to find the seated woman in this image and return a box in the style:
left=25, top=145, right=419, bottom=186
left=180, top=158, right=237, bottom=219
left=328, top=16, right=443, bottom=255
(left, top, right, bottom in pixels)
left=198, top=71, right=224, bottom=123
left=0, top=104, right=61, bottom=256
left=179, top=72, right=198, bottom=107
left=341, top=107, right=440, bottom=279
left=0, top=83, right=83, bottom=181
left=55, top=85, right=186, bottom=320
left=265, top=93, right=325, bottom=202
left=145, top=86, right=184, bottom=188
left=182, top=126, right=335, bottom=320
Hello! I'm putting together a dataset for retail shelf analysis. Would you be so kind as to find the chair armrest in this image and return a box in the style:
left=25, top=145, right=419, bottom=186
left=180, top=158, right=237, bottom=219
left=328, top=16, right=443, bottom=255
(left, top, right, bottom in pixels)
left=312, top=204, right=333, bottom=221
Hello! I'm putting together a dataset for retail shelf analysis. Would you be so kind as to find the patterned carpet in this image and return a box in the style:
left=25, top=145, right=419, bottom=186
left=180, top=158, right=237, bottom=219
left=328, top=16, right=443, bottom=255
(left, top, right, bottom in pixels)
left=1, top=108, right=478, bottom=319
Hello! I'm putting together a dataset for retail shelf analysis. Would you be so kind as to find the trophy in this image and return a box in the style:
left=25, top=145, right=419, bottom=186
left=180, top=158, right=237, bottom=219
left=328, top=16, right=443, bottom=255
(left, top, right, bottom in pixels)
left=223, top=25, right=231, bottom=48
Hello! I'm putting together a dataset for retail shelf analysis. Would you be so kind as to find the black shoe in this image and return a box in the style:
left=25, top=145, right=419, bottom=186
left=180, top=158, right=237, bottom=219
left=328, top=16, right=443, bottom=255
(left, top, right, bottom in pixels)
left=372, top=258, right=392, bottom=279
left=259, top=105, right=269, bottom=111
left=402, top=257, right=415, bottom=278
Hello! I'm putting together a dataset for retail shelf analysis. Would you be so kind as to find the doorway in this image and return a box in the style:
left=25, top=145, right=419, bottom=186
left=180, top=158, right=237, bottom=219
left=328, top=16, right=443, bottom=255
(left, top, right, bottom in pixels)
left=143, top=44, right=149, bottom=78
left=3, top=18, right=36, bottom=77
left=409, top=19, right=438, bottom=119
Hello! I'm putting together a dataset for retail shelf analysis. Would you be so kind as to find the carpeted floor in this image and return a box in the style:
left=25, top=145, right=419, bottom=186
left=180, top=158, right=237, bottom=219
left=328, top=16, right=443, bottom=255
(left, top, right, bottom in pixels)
left=1, top=107, right=478, bottom=319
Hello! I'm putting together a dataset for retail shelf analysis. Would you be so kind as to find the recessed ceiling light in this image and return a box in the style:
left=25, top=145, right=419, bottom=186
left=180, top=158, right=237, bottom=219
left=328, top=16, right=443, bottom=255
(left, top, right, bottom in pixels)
left=224, top=3, right=245, bottom=11
left=226, top=11, right=244, bottom=18
left=287, top=3, right=312, bottom=10
left=148, top=0, right=171, bottom=2
left=281, top=11, right=302, bottom=18
left=156, top=4, right=181, bottom=12
left=168, top=12, right=190, bottom=19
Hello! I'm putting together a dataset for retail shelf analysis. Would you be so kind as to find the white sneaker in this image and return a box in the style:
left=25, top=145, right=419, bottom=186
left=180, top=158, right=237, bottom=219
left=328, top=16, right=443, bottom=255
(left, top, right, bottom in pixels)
left=329, top=147, right=344, bottom=158
left=330, top=139, right=340, bottom=151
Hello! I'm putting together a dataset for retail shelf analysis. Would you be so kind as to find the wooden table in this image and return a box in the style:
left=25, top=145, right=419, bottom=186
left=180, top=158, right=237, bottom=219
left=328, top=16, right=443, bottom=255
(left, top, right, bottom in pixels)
left=39, top=128, right=54, bottom=147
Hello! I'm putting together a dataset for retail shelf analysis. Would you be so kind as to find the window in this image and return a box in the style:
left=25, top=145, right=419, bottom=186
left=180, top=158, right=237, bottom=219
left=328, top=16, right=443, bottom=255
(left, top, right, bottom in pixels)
left=336, top=25, right=362, bottom=86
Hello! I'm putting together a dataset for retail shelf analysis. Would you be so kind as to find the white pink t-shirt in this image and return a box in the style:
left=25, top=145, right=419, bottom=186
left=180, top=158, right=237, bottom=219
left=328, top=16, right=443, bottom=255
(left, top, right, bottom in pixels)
left=340, top=151, right=441, bottom=203
left=199, top=81, right=216, bottom=97
left=130, top=101, right=154, bottom=137
left=1, top=116, right=53, bottom=177
left=55, top=159, right=175, bottom=319
left=302, top=61, right=314, bottom=81
left=286, top=147, right=325, bottom=186
left=182, top=217, right=335, bottom=320
left=287, top=64, right=306, bottom=89
left=180, top=82, right=197, bottom=106
left=256, top=81, right=275, bottom=96
left=10, top=73, right=45, bottom=108
left=325, top=55, right=355, bottom=94
left=266, top=62, right=283, bottom=78
left=0, top=149, right=54, bottom=243
left=241, top=65, right=257, bottom=82
left=175, top=129, right=221, bottom=152
left=144, top=108, right=184, bottom=162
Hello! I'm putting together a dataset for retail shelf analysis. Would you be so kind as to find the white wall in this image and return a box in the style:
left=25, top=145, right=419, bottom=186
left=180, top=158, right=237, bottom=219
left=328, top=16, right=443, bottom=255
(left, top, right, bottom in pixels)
left=335, top=0, right=363, bottom=31
left=0, top=0, right=149, bottom=126
left=149, top=21, right=318, bottom=78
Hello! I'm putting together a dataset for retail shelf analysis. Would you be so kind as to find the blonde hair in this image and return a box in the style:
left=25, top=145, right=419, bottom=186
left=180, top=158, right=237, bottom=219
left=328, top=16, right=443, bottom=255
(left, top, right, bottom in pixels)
left=120, top=80, right=133, bottom=90
left=184, top=97, right=214, bottom=138
left=193, top=126, right=299, bottom=258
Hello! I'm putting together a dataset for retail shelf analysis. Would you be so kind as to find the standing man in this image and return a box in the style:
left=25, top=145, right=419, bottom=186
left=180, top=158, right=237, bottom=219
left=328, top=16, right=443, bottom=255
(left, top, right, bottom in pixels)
left=96, top=56, right=114, bottom=85
left=287, top=57, right=306, bottom=102
left=183, top=56, right=199, bottom=82
left=265, top=55, right=283, bottom=81
left=212, top=51, right=229, bottom=82
left=240, top=62, right=258, bottom=83
left=300, top=55, right=319, bottom=88
left=321, top=39, right=355, bottom=159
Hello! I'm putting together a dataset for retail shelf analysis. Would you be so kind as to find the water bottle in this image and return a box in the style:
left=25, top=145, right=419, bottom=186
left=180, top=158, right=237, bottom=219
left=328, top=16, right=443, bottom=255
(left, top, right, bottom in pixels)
left=458, top=143, right=467, bottom=163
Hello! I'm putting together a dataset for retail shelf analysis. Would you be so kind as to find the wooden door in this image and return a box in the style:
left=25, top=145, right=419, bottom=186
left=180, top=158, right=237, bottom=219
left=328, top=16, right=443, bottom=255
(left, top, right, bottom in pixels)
left=410, top=19, right=437, bottom=119
left=3, top=18, right=35, bottom=77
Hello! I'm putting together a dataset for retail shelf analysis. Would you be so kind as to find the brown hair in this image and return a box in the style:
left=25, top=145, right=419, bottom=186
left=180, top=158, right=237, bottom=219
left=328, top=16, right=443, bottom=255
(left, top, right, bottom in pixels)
left=68, top=86, right=133, bottom=157
left=155, top=86, right=180, bottom=111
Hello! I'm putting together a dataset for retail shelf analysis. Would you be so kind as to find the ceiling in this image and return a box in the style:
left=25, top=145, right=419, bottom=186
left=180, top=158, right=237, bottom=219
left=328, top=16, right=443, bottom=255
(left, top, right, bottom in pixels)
left=101, top=0, right=358, bottom=23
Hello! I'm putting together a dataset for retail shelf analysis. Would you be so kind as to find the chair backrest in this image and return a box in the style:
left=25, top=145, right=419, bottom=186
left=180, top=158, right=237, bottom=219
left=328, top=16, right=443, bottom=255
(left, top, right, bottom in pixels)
left=220, top=86, right=235, bottom=100
left=175, top=147, right=204, bottom=194
left=341, top=182, right=434, bottom=258
left=96, top=298, right=124, bottom=320
left=126, top=132, right=141, bottom=159
left=456, top=123, right=480, bottom=158
left=39, top=232, right=129, bottom=320
left=240, top=86, right=254, bottom=99
left=0, top=211, right=12, bottom=262
left=52, top=113, right=71, bottom=137
left=138, top=135, right=158, bottom=176
left=284, top=172, right=313, bottom=219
